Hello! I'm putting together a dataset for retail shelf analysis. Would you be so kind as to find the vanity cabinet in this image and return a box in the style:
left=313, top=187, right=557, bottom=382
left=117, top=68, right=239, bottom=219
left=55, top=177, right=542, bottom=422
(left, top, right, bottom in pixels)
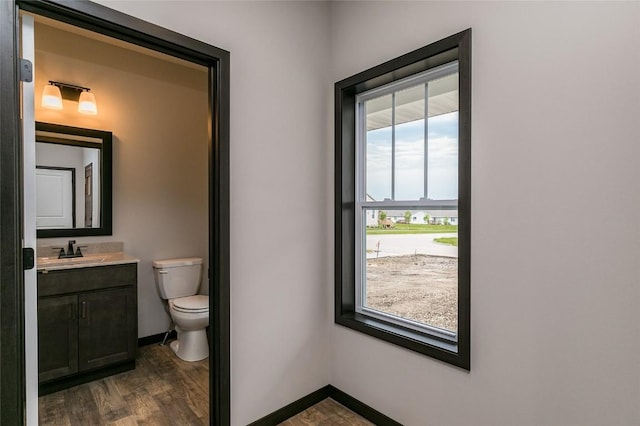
left=37, top=295, right=78, bottom=382
left=37, top=263, right=137, bottom=394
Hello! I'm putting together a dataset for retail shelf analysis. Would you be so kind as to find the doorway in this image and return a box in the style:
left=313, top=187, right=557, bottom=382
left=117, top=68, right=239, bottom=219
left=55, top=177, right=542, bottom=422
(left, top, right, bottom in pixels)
left=0, top=1, right=230, bottom=424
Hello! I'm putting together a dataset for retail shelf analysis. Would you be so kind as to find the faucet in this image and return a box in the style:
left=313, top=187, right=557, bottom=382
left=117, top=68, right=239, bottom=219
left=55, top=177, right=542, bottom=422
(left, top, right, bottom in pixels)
left=53, top=240, right=85, bottom=258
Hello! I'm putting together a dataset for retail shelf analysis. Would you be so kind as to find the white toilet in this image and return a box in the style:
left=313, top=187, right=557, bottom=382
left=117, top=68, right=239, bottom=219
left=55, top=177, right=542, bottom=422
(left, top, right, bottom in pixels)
left=152, top=257, right=209, bottom=362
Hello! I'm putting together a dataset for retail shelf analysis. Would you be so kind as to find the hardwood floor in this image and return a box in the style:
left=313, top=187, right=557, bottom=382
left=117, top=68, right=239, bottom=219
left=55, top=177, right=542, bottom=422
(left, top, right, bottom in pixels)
left=279, top=398, right=374, bottom=426
left=38, top=343, right=209, bottom=425
left=39, top=345, right=371, bottom=425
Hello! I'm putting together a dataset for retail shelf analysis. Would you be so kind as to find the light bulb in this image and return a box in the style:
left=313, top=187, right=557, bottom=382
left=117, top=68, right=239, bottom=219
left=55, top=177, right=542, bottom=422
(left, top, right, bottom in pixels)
left=78, top=91, right=98, bottom=115
left=41, top=84, right=63, bottom=110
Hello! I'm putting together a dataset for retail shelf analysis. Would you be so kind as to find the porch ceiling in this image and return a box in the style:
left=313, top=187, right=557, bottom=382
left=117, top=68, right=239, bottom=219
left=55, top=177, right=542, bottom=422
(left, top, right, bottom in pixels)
left=365, top=73, right=458, bottom=131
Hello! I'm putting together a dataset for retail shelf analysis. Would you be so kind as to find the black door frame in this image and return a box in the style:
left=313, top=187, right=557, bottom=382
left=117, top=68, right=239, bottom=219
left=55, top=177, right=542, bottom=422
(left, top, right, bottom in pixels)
left=0, top=1, right=230, bottom=424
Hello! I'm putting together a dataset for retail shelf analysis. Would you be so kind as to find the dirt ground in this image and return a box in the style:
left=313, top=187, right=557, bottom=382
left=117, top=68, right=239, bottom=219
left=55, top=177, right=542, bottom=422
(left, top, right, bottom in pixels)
left=366, top=254, right=458, bottom=332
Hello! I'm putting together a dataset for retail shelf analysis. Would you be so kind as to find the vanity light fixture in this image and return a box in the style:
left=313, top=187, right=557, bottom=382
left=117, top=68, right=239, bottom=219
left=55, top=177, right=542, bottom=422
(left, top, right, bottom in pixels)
left=41, top=81, right=98, bottom=115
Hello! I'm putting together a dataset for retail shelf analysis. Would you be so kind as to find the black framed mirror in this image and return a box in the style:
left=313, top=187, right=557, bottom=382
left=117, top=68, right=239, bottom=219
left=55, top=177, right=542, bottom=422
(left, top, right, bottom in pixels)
left=36, top=122, right=112, bottom=238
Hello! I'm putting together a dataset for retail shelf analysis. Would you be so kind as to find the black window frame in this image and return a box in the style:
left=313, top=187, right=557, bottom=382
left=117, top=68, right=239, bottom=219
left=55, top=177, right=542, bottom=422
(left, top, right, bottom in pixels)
left=335, top=29, right=471, bottom=370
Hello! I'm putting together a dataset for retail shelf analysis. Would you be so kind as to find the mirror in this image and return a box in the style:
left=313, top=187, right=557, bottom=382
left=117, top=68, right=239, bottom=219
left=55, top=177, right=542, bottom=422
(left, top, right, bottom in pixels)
left=36, top=122, right=112, bottom=238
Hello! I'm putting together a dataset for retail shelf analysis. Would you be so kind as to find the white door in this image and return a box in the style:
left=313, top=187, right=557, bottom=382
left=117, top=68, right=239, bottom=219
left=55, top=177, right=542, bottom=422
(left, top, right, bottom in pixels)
left=21, top=12, right=39, bottom=426
left=35, top=167, right=75, bottom=228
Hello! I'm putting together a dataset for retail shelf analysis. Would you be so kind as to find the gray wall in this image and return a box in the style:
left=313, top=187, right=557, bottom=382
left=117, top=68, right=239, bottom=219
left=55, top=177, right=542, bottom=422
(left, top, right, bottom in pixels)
left=92, top=1, right=640, bottom=425
left=96, top=1, right=333, bottom=424
left=329, top=2, right=640, bottom=425
left=34, top=22, right=209, bottom=338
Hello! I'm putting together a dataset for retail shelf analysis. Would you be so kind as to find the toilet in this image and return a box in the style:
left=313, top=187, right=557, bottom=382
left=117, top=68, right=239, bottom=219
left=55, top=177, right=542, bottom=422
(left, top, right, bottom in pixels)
left=152, top=257, right=209, bottom=362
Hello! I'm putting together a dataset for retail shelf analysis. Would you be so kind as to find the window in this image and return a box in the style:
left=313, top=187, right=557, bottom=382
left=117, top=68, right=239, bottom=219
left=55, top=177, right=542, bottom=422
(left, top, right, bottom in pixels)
left=335, top=30, right=470, bottom=369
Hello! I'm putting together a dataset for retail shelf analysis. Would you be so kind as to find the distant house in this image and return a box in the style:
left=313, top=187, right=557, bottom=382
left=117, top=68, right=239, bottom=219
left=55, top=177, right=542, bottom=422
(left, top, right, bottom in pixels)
left=387, top=211, right=408, bottom=223
left=410, top=210, right=459, bottom=226
left=365, top=194, right=379, bottom=227
left=384, top=209, right=457, bottom=226
left=366, top=198, right=458, bottom=227
left=365, top=209, right=379, bottom=227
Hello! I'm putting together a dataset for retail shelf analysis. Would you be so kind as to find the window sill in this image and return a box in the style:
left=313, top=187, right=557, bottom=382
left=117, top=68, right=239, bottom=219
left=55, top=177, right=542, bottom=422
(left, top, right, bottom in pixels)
left=336, top=311, right=469, bottom=370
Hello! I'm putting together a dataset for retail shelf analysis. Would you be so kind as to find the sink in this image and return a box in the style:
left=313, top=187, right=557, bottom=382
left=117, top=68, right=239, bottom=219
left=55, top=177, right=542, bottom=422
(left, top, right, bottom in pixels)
left=70, top=256, right=107, bottom=263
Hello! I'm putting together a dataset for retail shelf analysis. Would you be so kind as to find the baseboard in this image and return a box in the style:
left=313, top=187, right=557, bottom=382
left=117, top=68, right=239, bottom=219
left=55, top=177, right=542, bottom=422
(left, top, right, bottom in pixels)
left=248, top=384, right=401, bottom=426
left=247, top=385, right=330, bottom=425
left=137, top=330, right=176, bottom=347
left=326, top=385, right=402, bottom=426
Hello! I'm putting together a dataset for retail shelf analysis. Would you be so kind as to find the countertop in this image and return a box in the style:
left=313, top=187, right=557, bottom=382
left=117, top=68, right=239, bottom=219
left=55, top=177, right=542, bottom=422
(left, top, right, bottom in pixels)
left=36, top=252, right=140, bottom=271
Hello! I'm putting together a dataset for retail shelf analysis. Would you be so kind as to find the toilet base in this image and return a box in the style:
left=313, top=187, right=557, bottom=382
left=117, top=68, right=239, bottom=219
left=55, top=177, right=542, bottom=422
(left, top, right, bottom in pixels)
left=170, top=329, right=209, bottom=362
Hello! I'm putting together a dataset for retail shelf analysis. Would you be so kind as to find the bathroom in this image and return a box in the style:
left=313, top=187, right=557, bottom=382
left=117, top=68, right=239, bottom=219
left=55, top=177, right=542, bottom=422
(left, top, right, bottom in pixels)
left=28, top=13, right=211, bottom=421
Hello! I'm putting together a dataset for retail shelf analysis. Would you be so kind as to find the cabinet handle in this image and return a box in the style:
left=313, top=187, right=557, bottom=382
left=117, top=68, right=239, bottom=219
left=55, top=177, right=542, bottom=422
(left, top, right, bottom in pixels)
left=81, top=301, right=87, bottom=319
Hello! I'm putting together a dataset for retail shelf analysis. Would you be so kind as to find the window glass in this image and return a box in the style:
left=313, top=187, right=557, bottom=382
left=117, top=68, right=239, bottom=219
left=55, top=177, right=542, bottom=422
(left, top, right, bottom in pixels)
left=364, top=208, right=458, bottom=333
left=427, top=112, right=458, bottom=200
left=359, top=64, right=460, bottom=335
left=427, top=72, right=459, bottom=201
left=394, top=120, right=425, bottom=201
left=395, top=84, right=425, bottom=201
left=365, top=94, right=392, bottom=201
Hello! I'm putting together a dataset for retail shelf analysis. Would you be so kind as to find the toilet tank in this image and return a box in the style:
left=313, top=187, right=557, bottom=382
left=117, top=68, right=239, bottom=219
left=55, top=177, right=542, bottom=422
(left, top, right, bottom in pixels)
left=152, top=257, right=203, bottom=300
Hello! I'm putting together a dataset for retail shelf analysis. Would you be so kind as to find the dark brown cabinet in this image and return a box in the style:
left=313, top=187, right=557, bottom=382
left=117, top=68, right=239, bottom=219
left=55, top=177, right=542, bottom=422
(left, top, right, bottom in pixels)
left=37, top=263, right=137, bottom=394
left=37, top=295, right=78, bottom=383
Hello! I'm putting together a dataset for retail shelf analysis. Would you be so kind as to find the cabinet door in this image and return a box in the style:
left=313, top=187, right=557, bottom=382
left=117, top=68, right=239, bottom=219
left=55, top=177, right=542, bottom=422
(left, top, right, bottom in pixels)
left=78, top=287, right=136, bottom=372
left=38, top=295, right=78, bottom=382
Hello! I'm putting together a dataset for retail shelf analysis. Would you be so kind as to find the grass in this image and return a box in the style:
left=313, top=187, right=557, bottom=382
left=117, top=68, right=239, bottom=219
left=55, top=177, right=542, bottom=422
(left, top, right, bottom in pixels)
left=366, top=223, right=457, bottom=235
left=434, top=237, right=458, bottom=246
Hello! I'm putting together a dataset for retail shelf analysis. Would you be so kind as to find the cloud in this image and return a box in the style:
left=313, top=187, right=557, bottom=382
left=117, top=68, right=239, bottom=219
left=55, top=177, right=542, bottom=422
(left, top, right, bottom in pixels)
left=365, top=111, right=459, bottom=200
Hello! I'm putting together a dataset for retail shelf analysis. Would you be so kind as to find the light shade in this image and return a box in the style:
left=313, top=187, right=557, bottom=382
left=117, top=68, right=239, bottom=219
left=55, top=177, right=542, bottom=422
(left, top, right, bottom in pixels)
left=78, top=91, right=98, bottom=115
left=41, top=84, right=63, bottom=110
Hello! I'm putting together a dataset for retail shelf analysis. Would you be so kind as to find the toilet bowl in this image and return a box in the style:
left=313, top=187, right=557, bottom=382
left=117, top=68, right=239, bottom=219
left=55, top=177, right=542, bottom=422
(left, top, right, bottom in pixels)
left=169, top=295, right=209, bottom=361
left=153, top=257, right=209, bottom=362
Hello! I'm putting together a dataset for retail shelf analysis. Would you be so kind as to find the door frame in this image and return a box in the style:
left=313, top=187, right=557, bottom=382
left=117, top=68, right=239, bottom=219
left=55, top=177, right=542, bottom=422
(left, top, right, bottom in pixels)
left=0, top=1, right=231, bottom=424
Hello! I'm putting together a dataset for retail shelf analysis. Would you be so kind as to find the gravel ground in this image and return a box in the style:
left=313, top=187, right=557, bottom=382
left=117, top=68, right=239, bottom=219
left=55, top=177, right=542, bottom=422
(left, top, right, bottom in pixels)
left=366, top=254, right=458, bottom=332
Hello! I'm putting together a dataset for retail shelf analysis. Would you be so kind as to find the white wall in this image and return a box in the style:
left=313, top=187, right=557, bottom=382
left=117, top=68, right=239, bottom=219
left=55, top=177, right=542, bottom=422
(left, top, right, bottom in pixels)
left=34, top=22, right=209, bottom=338
left=329, top=2, right=640, bottom=425
left=95, top=1, right=332, bottom=424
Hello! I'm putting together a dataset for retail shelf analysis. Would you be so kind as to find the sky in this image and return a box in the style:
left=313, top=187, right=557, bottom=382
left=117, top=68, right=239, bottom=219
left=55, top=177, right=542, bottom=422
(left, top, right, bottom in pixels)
left=366, top=111, right=458, bottom=201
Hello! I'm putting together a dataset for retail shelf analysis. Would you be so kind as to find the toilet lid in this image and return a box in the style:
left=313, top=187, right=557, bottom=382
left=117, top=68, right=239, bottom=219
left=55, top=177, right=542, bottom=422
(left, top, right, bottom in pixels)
left=172, top=295, right=209, bottom=313
left=153, top=257, right=202, bottom=269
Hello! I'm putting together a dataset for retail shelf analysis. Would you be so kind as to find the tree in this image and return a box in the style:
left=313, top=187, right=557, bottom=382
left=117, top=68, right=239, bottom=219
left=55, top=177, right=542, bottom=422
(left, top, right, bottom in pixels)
left=404, top=210, right=412, bottom=224
left=423, top=213, right=431, bottom=224
left=443, top=217, right=450, bottom=226
left=378, top=210, right=387, bottom=224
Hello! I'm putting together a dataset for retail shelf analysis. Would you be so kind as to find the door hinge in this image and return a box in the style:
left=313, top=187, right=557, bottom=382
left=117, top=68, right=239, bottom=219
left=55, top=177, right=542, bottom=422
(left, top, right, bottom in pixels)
left=23, top=247, right=35, bottom=270
left=20, top=58, right=33, bottom=83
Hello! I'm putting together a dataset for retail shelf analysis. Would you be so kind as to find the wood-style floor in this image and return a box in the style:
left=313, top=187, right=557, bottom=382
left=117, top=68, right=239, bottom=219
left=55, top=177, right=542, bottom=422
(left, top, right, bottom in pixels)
left=39, top=344, right=372, bottom=425
left=280, top=398, right=374, bottom=426
left=38, top=343, right=209, bottom=425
